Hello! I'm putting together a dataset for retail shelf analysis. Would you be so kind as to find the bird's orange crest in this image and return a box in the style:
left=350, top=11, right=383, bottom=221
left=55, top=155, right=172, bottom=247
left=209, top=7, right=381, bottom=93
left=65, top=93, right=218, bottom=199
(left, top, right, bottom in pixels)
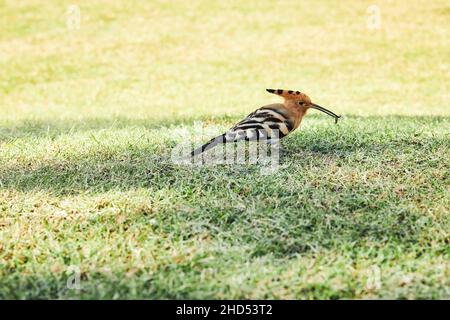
left=266, top=88, right=311, bottom=103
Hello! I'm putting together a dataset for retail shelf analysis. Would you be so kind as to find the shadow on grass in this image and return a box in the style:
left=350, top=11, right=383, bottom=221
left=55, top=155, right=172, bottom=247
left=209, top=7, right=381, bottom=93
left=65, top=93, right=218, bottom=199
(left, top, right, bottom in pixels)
left=0, top=114, right=238, bottom=142
left=0, top=114, right=448, bottom=258
left=1, top=114, right=447, bottom=193
left=0, top=114, right=448, bottom=141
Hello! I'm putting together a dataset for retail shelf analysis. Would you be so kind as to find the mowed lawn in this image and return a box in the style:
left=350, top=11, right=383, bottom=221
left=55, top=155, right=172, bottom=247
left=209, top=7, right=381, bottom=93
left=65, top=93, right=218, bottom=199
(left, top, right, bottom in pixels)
left=0, top=0, right=449, bottom=299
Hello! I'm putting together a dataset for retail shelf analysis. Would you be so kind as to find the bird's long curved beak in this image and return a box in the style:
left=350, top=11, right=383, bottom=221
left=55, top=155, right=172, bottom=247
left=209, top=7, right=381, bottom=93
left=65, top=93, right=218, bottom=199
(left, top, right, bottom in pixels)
left=311, top=104, right=341, bottom=124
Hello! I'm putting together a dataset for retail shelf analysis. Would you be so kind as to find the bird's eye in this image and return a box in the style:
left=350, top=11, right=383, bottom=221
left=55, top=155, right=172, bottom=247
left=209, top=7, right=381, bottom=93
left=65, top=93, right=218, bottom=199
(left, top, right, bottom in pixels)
left=298, top=101, right=303, bottom=106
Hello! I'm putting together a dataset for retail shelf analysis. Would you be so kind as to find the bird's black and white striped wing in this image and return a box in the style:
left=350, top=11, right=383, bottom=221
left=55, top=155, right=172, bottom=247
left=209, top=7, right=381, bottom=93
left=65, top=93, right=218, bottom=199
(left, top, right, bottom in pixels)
left=191, top=107, right=293, bottom=156
left=224, top=107, right=294, bottom=142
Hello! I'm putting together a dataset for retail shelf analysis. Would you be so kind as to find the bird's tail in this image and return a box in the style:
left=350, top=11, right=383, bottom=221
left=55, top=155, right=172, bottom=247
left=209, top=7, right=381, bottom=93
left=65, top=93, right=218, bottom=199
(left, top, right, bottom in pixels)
left=191, top=134, right=226, bottom=157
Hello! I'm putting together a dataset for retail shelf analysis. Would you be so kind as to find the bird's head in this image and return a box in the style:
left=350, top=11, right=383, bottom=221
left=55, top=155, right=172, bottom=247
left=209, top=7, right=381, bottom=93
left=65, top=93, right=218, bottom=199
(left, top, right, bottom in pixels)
left=266, top=88, right=341, bottom=123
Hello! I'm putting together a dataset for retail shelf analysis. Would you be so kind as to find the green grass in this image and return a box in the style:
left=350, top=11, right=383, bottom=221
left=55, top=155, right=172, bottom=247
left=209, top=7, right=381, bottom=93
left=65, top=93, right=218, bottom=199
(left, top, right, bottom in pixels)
left=0, top=0, right=449, bottom=299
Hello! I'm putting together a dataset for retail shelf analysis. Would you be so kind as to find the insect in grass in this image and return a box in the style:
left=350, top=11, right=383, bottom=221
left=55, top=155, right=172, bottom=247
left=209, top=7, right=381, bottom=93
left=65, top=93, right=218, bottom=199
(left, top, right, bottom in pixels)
left=191, top=89, right=341, bottom=157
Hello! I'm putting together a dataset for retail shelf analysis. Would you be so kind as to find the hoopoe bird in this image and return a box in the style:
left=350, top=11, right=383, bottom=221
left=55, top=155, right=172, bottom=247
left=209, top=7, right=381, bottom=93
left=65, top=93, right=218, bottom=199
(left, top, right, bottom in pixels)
left=191, top=89, right=341, bottom=157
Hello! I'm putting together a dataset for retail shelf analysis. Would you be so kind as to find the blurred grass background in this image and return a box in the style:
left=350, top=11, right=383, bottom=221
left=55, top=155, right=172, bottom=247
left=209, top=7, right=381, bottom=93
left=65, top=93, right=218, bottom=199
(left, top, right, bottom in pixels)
left=1, top=0, right=449, bottom=120
left=0, top=0, right=449, bottom=299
